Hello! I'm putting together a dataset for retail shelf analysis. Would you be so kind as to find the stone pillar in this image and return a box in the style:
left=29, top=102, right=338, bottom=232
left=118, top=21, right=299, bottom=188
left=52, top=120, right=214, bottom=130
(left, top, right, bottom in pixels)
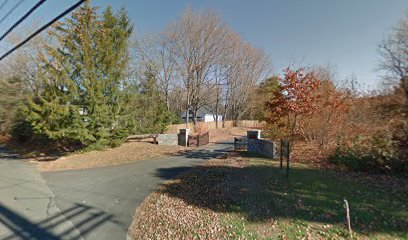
left=178, top=128, right=190, bottom=147
left=247, top=130, right=261, bottom=140
left=247, top=130, right=261, bottom=154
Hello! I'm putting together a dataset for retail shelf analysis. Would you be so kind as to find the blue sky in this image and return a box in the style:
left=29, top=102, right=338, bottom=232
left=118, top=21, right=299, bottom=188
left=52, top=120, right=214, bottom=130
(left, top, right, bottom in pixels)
left=1, top=0, right=407, bottom=89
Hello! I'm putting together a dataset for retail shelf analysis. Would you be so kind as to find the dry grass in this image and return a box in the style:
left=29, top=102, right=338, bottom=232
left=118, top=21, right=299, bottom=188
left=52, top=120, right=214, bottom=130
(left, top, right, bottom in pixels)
left=208, top=127, right=254, bottom=143
left=37, top=141, right=186, bottom=172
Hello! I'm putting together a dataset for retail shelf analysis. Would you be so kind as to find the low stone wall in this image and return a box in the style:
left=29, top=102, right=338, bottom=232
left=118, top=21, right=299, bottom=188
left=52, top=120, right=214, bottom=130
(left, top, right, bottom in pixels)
left=157, top=134, right=178, bottom=145
left=247, top=139, right=276, bottom=159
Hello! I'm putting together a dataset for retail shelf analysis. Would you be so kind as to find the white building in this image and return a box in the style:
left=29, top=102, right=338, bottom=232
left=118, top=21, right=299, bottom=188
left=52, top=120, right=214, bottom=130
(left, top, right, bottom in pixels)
left=181, top=107, right=223, bottom=123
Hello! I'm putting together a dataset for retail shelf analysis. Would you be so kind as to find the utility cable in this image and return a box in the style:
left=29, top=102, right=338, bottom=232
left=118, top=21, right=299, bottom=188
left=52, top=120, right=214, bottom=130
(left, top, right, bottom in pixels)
left=0, top=0, right=25, bottom=26
left=0, top=0, right=47, bottom=41
left=0, top=0, right=85, bottom=61
left=0, top=0, right=9, bottom=13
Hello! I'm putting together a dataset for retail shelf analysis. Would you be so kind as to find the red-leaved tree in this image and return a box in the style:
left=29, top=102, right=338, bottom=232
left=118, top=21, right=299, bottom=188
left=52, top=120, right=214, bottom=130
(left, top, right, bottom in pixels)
left=301, top=79, right=350, bottom=148
left=265, top=68, right=320, bottom=142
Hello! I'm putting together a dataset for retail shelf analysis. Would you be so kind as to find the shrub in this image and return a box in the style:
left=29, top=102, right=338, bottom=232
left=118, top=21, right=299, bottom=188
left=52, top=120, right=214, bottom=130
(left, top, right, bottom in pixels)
left=11, top=121, right=37, bottom=143
left=329, top=129, right=408, bottom=174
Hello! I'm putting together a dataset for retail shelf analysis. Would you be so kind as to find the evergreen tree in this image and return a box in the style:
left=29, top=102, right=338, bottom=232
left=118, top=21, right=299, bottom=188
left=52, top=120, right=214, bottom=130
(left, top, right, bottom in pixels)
left=26, top=41, right=88, bottom=143
left=25, top=3, right=133, bottom=147
left=130, top=71, right=179, bottom=134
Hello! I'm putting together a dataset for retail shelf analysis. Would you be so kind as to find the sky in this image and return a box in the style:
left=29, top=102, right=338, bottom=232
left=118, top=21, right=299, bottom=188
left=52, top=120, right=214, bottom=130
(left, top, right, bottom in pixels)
left=0, top=0, right=407, bottom=90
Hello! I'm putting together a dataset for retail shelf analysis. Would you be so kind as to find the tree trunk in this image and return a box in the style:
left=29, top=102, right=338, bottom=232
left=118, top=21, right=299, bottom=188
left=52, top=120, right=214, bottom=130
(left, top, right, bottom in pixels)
left=193, top=108, right=198, bottom=132
left=214, top=87, right=220, bottom=129
left=222, top=105, right=228, bottom=128
left=215, top=110, right=219, bottom=129
left=165, top=90, right=170, bottom=111
left=185, top=92, right=189, bottom=128
left=402, top=76, right=408, bottom=104
left=222, top=89, right=229, bottom=128
left=232, top=104, right=238, bottom=127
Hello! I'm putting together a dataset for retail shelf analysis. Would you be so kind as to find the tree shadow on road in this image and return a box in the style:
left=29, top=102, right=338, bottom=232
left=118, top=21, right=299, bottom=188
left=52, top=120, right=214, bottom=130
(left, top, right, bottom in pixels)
left=0, top=202, right=122, bottom=240
left=167, top=147, right=232, bottom=161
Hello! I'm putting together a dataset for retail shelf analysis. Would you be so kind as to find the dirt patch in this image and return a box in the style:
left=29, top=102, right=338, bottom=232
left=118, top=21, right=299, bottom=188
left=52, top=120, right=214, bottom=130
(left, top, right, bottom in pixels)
left=208, top=127, right=254, bottom=143
left=37, top=142, right=186, bottom=172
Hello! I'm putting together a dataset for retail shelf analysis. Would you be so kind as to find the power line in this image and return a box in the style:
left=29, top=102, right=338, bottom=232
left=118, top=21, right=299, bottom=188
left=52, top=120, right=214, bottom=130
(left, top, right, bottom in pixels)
left=0, top=0, right=85, bottom=62
left=0, top=0, right=47, bottom=41
left=0, top=0, right=25, bottom=26
left=0, top=0, right=9, bottom=13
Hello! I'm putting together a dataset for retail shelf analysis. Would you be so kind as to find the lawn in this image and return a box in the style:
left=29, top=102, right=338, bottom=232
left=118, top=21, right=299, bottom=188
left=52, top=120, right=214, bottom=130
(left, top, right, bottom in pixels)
left=129, top=152, right=408, bottom=239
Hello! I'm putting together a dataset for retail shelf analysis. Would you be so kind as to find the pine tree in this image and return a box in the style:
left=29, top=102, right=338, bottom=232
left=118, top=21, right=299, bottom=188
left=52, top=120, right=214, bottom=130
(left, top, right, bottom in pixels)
left=130, top=71, right=179, bottom=134
left=26, top=39, right=90, bottom=143
left=25, top=3, right=133, bottom=147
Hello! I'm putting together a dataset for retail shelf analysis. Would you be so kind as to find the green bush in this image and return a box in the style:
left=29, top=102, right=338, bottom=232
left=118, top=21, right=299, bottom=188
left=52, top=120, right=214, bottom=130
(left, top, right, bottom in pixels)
left=329, top=131, right=408, bottom=174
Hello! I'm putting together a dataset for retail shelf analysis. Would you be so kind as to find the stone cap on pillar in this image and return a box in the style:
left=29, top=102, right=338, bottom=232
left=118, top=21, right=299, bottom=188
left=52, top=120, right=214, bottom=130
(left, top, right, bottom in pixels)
left=247, top=130, right=261, bottom=140
left=179, top=128, right=190, bottom=134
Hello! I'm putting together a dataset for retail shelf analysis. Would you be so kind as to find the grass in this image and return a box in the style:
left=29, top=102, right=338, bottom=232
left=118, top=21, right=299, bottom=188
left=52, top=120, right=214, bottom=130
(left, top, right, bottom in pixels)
left=130, top=152, right=408, bottom=239
left=222, top=157, right=407, bottom=239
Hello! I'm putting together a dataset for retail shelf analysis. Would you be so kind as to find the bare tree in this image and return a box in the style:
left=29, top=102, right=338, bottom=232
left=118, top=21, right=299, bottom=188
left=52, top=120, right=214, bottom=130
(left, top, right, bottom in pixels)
left=166, top=8, right=232, bottom=129
left=219, top=33, right=243, bottom=128
left=132, top=7, right=271, bottom=130
left=379, top=12, right=408, bottom=100
left=227, top=41, right=270, bottom=126
left=207, top=32, right=238, bottom=129
left=209, top=64, right=225, bottom=128
left=133, top=32, right=176, bottom=110
left=0, top=28, right=48, bottom=133
left=3, top=30, right=48, bottom=93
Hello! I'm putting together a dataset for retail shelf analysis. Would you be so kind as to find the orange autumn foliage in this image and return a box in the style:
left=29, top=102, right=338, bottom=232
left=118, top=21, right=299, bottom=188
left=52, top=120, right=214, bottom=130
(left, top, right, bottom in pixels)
left=264, top=68, right=320, bottom=141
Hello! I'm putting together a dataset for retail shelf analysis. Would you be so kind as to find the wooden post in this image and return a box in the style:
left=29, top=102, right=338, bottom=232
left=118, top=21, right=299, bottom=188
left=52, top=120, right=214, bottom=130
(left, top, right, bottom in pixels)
left=344, top=199, right=353, bottom=239
left=280, top=139, right=283, bottom=169
left=286, top=141, right=290, bottom=177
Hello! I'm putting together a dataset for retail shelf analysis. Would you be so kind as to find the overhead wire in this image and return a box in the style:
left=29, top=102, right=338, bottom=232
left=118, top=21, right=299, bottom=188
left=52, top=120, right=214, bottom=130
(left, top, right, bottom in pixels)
left=0, top=0, right=25, bottom=26
left=0, top=0, right=9, bottom=13
left=0, top=0, right=86, bottom=61
left=0, top=0, right=48, bottom=41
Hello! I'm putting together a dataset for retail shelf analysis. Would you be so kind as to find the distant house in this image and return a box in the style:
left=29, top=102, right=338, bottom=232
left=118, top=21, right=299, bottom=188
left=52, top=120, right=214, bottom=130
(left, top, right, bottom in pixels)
left=181, top=107, right=223, bottom=123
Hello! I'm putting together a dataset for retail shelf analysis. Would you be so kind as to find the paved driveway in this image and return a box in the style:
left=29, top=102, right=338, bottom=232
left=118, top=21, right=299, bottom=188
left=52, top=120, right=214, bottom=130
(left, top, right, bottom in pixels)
left=0, top=142, right=233, bottom=240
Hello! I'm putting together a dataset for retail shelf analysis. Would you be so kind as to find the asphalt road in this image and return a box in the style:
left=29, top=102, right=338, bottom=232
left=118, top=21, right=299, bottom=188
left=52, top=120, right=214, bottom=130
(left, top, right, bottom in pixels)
left=0, top=142, right=233, bottom=240
left=0, top=148, right=82, bottom=240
